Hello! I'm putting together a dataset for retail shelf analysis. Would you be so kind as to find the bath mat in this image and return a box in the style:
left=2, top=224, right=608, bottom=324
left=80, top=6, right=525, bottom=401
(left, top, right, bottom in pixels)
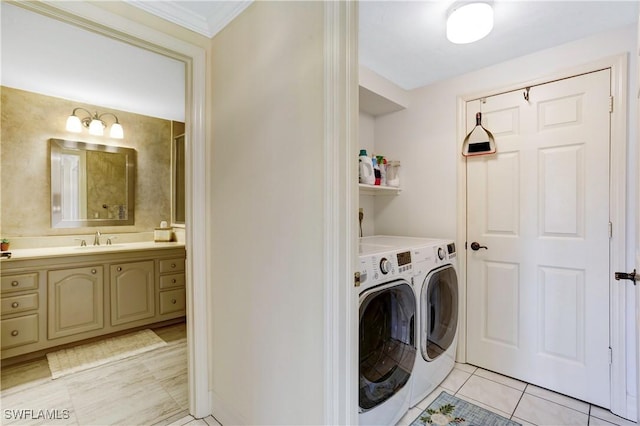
left=410, top=391, right=521, bottom=426
left=46, top=329, right=167, bottom=379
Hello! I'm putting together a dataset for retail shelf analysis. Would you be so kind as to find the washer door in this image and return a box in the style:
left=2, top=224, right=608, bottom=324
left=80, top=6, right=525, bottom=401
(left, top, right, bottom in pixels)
left=421, top=265, right=458, bottom=361
left=359, top=280, right=416, bottom=411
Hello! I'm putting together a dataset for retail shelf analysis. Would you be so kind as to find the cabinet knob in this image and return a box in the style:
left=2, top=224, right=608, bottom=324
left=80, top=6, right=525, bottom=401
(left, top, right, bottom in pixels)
left=11, top=302, right=19, bottom=308
left=91, top=269, right=97, bottom=274
left=11, top=281, right=19, bottom=287
left=171, top=299, right=177, bottom=304
left=172, top=279, right=177, bottom=284
left=171, top=263, right=176, bottom=268
left=11, top=330, right=19, bottom=337
left=117, top=267, right=122, bottom=272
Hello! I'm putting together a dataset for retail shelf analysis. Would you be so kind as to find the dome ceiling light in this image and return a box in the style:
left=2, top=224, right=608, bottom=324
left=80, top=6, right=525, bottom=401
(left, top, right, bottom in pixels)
left=446, top=2, right=494, bottom=44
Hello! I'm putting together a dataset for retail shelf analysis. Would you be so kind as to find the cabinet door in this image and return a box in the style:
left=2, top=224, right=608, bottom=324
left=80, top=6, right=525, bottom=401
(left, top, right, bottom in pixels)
left=48, top=266, right=104, bottom=339
left=110, top=261, right=155, bottom=326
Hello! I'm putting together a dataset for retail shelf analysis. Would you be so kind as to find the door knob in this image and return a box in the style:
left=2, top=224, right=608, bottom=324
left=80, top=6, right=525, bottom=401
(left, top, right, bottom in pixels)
left=614, top=269, right=637, bottom=285
left=470, top=242, right=488, bottom=251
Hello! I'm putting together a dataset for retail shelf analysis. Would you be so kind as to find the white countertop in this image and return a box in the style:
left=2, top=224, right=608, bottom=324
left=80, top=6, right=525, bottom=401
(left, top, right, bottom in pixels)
left=1, top=241, right=185, bottom=261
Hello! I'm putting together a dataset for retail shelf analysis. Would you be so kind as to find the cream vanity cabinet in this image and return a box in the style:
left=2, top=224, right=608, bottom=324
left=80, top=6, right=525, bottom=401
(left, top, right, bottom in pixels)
left=110, top=261, right=155, bottom=326
left=1, top=272, right=43, bottom=351
left=0, top=245, right=185, bottom=360
left=48, top=266, right=104, bottom=339
left=158, top=257, right=186, bottom=315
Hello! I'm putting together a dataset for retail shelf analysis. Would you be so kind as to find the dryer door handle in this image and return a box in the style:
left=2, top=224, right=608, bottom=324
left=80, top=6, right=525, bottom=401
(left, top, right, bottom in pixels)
left=470, top=242, right=488, bottom=251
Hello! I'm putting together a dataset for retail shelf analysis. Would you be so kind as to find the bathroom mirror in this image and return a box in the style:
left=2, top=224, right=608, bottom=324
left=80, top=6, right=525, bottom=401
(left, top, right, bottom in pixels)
left=50, top=138, right=136, bottom=228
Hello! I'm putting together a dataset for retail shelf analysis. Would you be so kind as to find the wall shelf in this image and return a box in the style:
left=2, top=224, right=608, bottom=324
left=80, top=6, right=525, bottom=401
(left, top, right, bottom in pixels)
left=359, top=184, right=401, bottom=195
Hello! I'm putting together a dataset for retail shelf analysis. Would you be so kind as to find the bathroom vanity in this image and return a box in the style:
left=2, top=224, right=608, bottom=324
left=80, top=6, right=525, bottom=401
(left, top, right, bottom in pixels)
left=0, top=242, right=186, bottom=360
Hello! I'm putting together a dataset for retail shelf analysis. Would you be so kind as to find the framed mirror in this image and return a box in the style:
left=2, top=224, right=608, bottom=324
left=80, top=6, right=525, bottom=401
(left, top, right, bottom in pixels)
left=172, top=133, right=185, bottom=225
left=50, top=138, right=136, bottom=228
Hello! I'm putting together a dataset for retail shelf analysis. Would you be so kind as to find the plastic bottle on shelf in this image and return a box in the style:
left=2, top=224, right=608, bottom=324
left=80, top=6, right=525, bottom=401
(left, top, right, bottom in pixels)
left=359, top=149, right=374, bottom=185
left=377, top=156, right=387, bottom=186
left=386, top=160, right=401, bottom=187
left=373, top=155, right=381, bottom=185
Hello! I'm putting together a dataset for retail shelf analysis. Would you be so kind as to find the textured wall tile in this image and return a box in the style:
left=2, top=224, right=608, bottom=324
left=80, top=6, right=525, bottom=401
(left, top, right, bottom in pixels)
left=1, top=86, right=174, bottom=237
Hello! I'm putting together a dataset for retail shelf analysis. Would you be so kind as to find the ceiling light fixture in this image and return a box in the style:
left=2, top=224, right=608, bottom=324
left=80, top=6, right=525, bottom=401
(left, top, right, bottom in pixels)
left=446, top=2, right=494, bottom=44
left=66, top=108, right=124, bottom=139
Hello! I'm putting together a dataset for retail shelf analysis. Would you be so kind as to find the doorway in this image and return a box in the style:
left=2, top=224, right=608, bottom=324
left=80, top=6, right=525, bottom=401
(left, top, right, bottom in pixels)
left=457, top=56, right=628, bottom=416
left=466, top=69, right=611, bottom=407
left=0, top=0, right=209, bottom=419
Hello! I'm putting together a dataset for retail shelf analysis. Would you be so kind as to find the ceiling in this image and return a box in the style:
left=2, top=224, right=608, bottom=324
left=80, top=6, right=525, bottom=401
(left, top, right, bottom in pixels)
left=3, top=1, right=637, bottom=122
left=132, top=0, right=639, bottom=90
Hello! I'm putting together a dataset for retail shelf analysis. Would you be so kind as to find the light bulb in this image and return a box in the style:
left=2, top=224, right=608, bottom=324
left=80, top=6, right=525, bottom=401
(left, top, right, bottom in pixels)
left=110, top=122, right=124, bottom=139
left=66, top=115, right=82, bottom=133
left=447, top=3, right=494, bottom=44
left=89, top=118, right=104, bottom=136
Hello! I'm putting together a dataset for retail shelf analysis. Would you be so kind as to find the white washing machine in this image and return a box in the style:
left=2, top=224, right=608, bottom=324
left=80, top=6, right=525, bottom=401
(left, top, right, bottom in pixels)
left=358, top=236, right=442, bottom=425
left=409, top=240, right=459, bottom=408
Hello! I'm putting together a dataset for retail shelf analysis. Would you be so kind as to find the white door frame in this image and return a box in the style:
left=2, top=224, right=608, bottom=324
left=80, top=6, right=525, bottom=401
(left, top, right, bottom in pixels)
left=456, top=54, right=629, bottom=417
left=323, top=1, right=359, bottom=425
left=14, top=1, right=211, bottom=417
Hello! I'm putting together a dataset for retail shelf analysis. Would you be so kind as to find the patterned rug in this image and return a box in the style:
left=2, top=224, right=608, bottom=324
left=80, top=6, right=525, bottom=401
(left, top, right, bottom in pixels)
left=46, top=329, right=167, bottom=379
left=410, top=391, right=521, bottom=426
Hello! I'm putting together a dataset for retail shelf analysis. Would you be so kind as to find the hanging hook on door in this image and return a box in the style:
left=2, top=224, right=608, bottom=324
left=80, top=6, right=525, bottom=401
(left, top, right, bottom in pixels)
left=523, top=87, right=531, bottom=102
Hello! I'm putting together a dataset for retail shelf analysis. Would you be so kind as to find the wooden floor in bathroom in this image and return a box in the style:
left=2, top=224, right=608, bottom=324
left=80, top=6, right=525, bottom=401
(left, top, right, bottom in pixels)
left=0, top=321, right=219, bottom=426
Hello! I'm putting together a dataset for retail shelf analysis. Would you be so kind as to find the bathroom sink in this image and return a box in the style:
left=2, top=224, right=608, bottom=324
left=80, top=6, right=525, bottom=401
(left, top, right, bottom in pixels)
left=73, top=244, right=125, bottom=250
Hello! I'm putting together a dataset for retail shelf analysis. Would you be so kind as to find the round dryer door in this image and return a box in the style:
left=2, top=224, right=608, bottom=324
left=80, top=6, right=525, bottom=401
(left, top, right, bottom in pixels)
left=421, top=265, right=458, bottom=361
left=359, top=280, right=416, bottom=411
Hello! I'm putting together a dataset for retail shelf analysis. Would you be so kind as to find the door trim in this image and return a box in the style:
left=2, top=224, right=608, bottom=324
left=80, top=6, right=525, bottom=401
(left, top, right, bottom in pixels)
left=456, top=54, right=629, bottom=417
left=324, top=1, right=359, bottom=424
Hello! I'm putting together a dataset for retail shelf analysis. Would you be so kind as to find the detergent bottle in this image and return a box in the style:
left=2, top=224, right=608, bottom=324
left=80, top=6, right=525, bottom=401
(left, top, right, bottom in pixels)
left=359, top=149, right=374, bottom=184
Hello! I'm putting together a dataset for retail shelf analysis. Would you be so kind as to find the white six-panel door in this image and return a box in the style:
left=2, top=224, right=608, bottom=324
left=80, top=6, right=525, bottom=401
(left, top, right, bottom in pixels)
left=466, top=69, right=611, bottom=407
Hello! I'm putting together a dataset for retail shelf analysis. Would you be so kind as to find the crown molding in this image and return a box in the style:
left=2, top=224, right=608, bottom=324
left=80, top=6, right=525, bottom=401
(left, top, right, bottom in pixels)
left=125, top=0, right=252, bottom=38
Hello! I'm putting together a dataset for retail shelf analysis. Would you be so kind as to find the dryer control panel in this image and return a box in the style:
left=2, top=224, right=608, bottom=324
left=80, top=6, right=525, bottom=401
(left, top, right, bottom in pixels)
left=412, top=242, right=457, bottom=277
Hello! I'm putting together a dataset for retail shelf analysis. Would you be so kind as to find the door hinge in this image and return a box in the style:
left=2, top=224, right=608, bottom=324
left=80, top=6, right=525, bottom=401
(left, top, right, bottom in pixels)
left=608, top=222, right=613, bottom=239
left=609, top=96, right=614, bottom=113
left=354, top=271, right=361, bottom=287
left=609, top=347, right=613, bottom=365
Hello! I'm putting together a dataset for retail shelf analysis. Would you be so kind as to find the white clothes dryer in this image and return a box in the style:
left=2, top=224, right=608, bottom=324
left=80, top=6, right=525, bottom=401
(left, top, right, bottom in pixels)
left=409, top=240, right=459, bottom=408
left=358, top=236, right=442, bottom=425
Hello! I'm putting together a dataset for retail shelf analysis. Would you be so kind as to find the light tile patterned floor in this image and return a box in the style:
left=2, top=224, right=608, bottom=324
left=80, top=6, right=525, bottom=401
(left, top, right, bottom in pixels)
left=397, top=363, right=638, bottom=426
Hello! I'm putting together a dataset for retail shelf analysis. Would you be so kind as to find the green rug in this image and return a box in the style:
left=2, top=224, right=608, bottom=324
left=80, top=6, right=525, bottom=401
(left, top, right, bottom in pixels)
left=410, top=391, right=521, bottom=426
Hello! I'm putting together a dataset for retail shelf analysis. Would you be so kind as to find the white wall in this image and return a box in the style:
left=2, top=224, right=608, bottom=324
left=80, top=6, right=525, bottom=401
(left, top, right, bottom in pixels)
left=210, top=2, right=325, bottom=424
left=374, top=24, right=638, bottom=417
left=0, top=3, right=185, bottom=121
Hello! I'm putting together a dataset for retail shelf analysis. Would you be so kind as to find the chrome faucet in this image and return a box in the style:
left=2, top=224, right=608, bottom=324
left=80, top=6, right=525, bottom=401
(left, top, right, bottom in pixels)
left=93, top=231, right=101, bottom=246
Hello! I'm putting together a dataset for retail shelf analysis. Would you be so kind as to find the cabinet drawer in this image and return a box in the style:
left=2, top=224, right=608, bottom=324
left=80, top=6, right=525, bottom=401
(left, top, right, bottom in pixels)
left=159, top=273, right=185, bottom=289
left=159, top=289, right=186, bottom=315
left=159, top=258, right=185, bottom=274
left=1, top=293, right=38, bottom=316
left=1, top=273, right=38, bottom=294
left=1, top=314, right=39, bottom=349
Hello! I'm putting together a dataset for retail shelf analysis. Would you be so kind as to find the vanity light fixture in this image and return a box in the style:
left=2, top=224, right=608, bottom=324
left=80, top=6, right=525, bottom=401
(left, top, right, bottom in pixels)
left=66, top=108, right=124, bottom=139
left=446, top=2, right=494, bottom=44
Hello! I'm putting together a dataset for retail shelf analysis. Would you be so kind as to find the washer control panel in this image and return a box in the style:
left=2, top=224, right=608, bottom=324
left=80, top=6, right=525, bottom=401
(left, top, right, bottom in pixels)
left=359, top=250, right=413, bottom=285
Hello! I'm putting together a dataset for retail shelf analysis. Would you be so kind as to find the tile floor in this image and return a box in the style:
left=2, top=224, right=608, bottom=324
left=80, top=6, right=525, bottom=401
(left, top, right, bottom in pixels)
left=397, top=362, right=638, bottom=426
left=3, top=329, right=636, bottom=426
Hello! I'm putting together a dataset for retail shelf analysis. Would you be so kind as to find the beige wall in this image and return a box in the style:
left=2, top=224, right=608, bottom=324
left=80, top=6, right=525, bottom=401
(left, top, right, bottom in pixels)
left=210, top=1, right=325, bottom=424
left=1, top=86, right=174, bottom=237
